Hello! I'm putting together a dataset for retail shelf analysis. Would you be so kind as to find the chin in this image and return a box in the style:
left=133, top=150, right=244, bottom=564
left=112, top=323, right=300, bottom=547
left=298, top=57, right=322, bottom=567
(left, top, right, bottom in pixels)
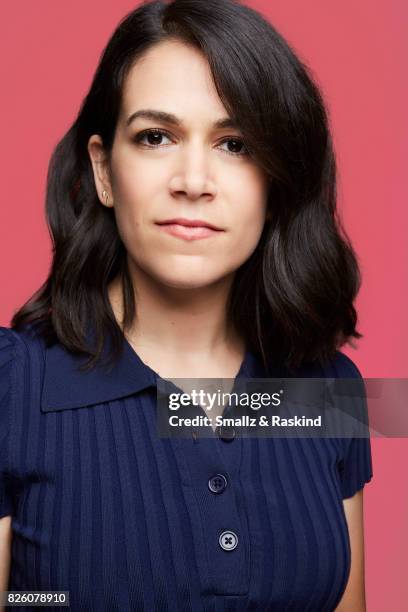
left=157, top=275, right=221, bottom=290
left=150, top=266, right=228, bottom=290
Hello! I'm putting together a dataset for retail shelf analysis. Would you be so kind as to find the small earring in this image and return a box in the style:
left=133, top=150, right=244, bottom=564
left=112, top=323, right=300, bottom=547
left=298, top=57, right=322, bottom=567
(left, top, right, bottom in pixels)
left=102, top=189, right=110, bottom=206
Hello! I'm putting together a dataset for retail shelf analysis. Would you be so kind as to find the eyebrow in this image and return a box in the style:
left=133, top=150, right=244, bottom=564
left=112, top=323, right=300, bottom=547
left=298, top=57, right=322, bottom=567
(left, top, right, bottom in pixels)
left=125, top=108, right=238, bottom=130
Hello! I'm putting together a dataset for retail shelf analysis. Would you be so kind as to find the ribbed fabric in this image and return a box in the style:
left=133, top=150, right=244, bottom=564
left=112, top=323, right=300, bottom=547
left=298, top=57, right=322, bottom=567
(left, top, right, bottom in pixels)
left=0, top=324, right=373, bottom=611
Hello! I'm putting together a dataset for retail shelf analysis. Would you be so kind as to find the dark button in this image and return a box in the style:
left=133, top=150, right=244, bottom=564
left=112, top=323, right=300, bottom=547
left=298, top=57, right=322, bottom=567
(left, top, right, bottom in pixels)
left=217, top=424, right=236, bottom=442
left=219, top=530, right=238, bottom=551
left=208, top=473, right=228, bottom=494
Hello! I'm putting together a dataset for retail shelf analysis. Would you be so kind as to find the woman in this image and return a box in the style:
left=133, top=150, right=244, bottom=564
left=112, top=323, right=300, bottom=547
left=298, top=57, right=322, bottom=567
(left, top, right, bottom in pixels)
left=0, top=0, right=373, bottom=610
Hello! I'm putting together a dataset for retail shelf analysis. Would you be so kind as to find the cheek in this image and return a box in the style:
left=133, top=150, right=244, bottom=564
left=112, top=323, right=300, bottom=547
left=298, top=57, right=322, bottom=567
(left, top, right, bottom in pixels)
left=110, top=160, right=157, bottom=245
left=227, top=182, right=268, bottom=253
left=111, top=157, right=152, bottom=209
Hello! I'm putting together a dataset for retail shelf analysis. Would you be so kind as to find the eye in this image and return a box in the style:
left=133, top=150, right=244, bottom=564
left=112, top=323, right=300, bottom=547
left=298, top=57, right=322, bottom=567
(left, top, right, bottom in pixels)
left=133, top=128, right=173, bottom=147
left=133, top=128, right=249, bottom=157
left=218, top=137, right=249, bottom=157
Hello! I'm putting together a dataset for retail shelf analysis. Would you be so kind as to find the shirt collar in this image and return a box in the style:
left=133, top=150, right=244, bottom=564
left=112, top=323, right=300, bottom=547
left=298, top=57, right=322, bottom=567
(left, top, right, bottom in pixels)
left=39, top=323, right=271, bottom=413
left=40, top=329, right=158, bottom=412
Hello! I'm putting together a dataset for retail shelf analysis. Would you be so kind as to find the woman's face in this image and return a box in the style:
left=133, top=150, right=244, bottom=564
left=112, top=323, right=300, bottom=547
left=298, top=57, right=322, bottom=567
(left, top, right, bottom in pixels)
left=88, top=39, right=269, bottom=290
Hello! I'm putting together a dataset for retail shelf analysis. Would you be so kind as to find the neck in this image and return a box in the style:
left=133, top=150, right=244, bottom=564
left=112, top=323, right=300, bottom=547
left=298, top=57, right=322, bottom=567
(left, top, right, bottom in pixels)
left=108, top=259, right=244, bottom=361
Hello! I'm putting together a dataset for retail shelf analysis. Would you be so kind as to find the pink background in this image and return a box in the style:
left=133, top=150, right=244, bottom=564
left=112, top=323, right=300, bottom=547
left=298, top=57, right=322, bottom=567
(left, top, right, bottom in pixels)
left=0, top=1, right=407, bottom=608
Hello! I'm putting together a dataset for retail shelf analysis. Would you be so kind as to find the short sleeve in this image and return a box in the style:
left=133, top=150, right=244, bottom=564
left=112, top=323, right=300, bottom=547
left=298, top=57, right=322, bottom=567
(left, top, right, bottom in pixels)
left=339, top=435, right=373, bottom=499
left=0, top=326, right=15, bottom=518
left=331, top=351, right=374, bottom=499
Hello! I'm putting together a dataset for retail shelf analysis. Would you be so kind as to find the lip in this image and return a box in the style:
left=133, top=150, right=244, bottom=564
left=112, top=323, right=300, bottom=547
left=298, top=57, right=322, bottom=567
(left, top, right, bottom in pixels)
left=155, top=222, right=223, bottom=241
left=155, top=217, right=225, bottom=242
left=156, top=217, right=223, bottom=231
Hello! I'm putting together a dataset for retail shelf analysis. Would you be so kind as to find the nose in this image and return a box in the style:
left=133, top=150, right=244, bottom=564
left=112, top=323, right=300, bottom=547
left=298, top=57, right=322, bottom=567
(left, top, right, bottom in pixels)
left=168, top=142, right=217, bottom=201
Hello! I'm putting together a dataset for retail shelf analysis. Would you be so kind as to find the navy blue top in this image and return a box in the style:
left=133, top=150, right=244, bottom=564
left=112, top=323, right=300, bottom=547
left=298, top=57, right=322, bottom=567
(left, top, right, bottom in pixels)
left=0, top=323, right=373, bottom=611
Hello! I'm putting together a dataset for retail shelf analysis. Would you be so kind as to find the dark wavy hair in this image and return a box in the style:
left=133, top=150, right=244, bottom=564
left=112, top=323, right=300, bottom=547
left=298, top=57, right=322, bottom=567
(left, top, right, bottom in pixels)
left=11, top=0, right=362, bottom=374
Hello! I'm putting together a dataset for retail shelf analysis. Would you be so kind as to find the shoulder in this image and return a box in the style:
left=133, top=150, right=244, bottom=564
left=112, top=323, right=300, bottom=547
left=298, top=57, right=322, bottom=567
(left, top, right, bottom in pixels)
left=295, top=350, right=363, bottom=379
left=0, top=328, right=18, bottom=450
left=0, top=323, right=45, bottom=359
left=0, top=323, right=46, bottom=394
left=0, top=328, right=16, bottom=402
left=0, top=326, right=18, bottom=379
left=0, top=327, right=24, bottom=399
left=325, top=350, right=363, bottom=378
left=0, top=325, right=16, bottom=348
left=0, top=323, right=51, bottom=435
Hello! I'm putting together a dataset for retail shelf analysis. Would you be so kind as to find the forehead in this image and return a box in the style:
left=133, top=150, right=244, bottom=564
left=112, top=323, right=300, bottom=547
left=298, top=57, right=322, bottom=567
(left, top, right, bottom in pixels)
left=120, top=40, right=229, bottom=126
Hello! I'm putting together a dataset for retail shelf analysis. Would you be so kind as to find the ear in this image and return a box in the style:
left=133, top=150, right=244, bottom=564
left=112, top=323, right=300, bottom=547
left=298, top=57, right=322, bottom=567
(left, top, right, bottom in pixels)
left=87, top=134, right=114, bottom=208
